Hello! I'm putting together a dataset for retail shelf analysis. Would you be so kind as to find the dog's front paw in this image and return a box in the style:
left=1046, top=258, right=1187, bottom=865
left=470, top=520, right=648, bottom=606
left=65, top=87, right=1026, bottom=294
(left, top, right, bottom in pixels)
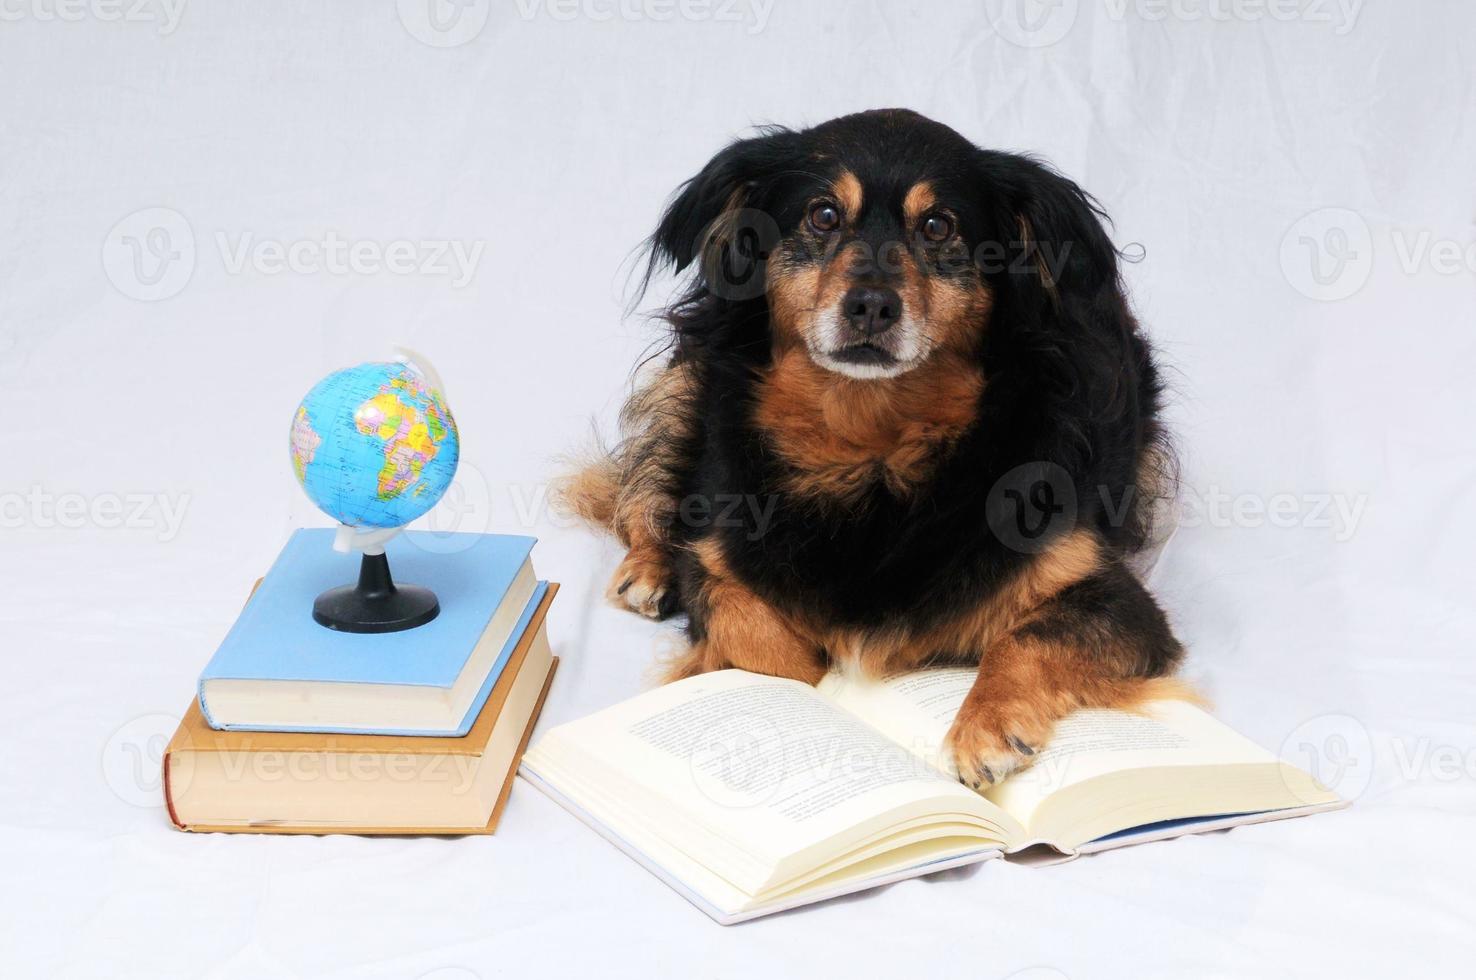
left=606, top=546, right=676, bottom=620
left=945, top=699, right=1052, bottom=791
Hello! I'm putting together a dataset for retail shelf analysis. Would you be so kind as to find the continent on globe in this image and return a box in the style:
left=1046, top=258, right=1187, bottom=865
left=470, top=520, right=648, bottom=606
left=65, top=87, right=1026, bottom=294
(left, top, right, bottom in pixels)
left=290, top=360, right=460, bottom=530
left=290, top=406, right=321, bottom=483
left=352, top=374, right=451, bottom=502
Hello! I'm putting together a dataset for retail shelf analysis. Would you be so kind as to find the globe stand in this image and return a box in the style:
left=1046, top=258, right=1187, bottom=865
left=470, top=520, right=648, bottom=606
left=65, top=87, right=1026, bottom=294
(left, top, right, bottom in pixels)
left=312, top=527, right=439, bottom=634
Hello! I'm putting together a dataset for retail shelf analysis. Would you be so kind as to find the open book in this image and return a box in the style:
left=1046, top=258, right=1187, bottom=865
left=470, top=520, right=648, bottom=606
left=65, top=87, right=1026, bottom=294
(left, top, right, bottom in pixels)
left=520, top=668, right=1344, bottom=924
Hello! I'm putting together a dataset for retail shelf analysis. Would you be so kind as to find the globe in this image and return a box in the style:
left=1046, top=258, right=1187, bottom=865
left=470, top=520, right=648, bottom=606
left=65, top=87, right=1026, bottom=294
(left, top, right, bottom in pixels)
left=289, top=360, right=460, bottom=529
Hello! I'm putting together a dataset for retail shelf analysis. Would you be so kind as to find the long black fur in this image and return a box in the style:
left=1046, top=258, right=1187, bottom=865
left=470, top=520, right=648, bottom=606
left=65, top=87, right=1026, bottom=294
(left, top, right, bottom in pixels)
left=627, top=109, right=1177, bottom=674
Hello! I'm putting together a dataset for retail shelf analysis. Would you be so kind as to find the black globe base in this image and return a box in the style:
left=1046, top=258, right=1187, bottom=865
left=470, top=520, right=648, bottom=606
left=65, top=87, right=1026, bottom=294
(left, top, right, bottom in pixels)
left=312, top=551, right=439, bottom=634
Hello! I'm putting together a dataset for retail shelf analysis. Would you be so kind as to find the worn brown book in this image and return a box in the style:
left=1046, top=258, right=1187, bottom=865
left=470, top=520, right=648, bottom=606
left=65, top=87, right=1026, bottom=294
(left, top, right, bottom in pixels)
left=164, top=583, right=558, bottom=835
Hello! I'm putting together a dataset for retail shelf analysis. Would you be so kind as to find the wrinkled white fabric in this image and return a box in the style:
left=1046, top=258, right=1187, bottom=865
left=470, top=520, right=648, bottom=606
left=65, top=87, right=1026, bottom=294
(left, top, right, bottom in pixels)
left=2, top=3, right=1472, bottom=978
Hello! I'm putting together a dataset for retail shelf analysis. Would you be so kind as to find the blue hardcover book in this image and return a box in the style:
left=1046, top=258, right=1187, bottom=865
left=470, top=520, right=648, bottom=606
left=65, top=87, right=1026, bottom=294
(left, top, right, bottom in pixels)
left=198, top=528, right=546, bottom=736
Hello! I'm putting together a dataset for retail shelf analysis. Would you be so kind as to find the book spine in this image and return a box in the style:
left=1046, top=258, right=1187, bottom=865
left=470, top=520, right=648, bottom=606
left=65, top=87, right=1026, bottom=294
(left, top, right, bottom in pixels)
left=195, top=684, right=218, bottom=729
left=161, top=750, right=186, bottom=831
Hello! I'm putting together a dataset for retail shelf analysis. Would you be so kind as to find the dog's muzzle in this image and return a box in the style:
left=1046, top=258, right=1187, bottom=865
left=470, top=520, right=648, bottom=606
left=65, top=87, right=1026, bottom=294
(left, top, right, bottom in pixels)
left=831, top=284, right=904, bottom=366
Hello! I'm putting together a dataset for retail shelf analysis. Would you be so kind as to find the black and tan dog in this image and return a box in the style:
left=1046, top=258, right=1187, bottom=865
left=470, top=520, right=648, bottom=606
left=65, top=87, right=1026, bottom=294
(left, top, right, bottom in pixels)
left=565, top=109, right=1184, bottom=788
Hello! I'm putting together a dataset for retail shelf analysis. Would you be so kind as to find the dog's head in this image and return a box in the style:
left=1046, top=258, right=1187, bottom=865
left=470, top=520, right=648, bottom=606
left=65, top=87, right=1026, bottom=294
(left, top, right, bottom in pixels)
left=649, top=109, right=1122, bottom=381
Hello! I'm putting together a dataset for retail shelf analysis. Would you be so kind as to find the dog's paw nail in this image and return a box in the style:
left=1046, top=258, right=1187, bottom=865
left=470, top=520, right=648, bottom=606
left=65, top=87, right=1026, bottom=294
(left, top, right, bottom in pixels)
left=615, top=578, right=633, bottom=596
left=641, top=588, right=666, bottom=618
left=977, top=765, right=996, bottom=786
left=1008, top=736, right=1036, bottom=756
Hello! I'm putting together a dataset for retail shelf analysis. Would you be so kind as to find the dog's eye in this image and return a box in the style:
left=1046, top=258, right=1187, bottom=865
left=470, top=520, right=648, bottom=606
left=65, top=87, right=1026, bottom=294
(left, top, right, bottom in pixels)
left=808, top=202, right=841, bottom=234
left=921, top=213, right=954, bottom=242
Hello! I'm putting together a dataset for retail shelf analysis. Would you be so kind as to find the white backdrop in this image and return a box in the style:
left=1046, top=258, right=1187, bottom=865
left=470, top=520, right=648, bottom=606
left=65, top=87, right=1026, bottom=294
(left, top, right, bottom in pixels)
left=3, top=2, right=1474, bottom=978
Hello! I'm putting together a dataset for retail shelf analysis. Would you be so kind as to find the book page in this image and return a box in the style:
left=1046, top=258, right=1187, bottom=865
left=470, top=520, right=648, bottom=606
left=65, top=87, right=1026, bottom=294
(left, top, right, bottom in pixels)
left=818, top=666, right=977, bottom=778
left=524, top=669, right=1002, bottom=895
left=820, top=668, right=1296, bottom=831
left=985, top=701, right=1286, bottom=826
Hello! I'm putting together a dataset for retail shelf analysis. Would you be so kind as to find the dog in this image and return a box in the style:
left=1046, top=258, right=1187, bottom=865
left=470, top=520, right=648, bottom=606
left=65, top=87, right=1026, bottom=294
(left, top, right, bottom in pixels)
left=564, top=108, right=1183, bottom=789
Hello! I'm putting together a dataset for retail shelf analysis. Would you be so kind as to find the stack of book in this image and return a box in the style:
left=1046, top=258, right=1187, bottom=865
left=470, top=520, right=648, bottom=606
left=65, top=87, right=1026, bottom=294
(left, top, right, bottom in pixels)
left=164, top=528, right=557, bottom=835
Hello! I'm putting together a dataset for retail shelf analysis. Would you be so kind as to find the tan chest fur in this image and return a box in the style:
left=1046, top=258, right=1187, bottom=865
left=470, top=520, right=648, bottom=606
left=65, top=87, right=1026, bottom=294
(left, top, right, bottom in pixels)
left=753, top=348, right=985, bottom=502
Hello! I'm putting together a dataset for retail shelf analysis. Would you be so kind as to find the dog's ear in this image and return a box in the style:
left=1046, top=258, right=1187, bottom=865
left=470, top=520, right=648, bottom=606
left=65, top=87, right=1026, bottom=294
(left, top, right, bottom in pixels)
left=984, top=152, right=1121, bottom=315
left=978, top=149, right=1147, bottom=445
left=650, top=126, right=800, bottom=299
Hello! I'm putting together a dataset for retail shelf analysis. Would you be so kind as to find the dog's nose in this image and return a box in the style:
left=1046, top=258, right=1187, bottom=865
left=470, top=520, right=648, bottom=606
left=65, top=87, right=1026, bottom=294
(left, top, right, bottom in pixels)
left=841, top=285, right=902, bottom=337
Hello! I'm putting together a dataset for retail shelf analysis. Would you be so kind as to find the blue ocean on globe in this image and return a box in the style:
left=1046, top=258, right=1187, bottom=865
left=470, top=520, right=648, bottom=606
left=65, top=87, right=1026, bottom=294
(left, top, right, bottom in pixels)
left=289, top=361, right=460, bottom=529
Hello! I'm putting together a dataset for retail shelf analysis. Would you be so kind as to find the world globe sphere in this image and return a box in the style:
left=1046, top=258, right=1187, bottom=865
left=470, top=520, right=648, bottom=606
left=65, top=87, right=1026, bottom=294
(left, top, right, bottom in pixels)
left=289, top=360, right=460, bottom=529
